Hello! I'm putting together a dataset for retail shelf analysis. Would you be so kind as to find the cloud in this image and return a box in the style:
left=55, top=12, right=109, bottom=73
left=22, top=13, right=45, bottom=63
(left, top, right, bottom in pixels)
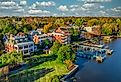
left=83, top=3, right=95, bottom=8
left=100, top=5, right=104, bottom=8
left=35, top=1, right=56, bottom=7
left=28, top=9, right=50, bottom=14
left=70, top=5, right=79, bottom=8
left=0, top=0, right=120, bottom=17
left=15, top=8, right=24, bottom=12
left=58, top=5, right=69, bottom=11
left=111, top=7, right=121, bottom=12
left=20, top=0, right=27, bottom=6
left=81, top=0, right=112, bottom=3
left=29, top=1, right=56, bottom=9
left=29, top=3, right=36, bottom=9
left=0, top=1, right=22, bottom=9
left=0, top=1, right=16, bottom=6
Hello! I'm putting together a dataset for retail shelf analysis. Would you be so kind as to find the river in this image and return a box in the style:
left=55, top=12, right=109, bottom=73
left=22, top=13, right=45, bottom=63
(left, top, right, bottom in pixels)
left=68, top=38, right=121, bottom=82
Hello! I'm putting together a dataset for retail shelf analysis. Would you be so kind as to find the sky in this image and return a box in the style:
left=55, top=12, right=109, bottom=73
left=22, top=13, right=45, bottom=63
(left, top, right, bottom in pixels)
left=0, top=0, right=121, bottom=17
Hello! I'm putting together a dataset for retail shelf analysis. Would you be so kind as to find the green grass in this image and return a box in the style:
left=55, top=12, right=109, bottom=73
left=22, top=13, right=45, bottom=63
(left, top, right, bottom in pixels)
left=8, top=54, right=69, bottom=82
left=29, top=61, right=69, bottom=82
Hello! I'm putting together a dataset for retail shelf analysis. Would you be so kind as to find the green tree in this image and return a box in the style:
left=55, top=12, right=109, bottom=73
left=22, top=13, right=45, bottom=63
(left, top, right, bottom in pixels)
left=74, top=18, right=84, bottom=26
left=88, top=19, right=100, bottom=26
left=101, top=23, right=112, bottom=35
left=57, top=45, right=75, bottom=63
left=0, top=51, right=23, bottom=67
left=50, top=41, right=61, bottom=55
left=54, top=18, right=64, bottom=28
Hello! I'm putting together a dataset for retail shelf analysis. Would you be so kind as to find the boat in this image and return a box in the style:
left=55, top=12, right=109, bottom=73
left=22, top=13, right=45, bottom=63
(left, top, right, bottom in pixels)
left=96, top=55, right=103, bottom=63
left=106, top=49, right=113, bottom=55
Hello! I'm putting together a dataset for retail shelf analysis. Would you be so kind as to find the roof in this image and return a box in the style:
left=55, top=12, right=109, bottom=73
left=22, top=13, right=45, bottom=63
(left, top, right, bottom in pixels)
left=37, top=34, right=49, bottom=38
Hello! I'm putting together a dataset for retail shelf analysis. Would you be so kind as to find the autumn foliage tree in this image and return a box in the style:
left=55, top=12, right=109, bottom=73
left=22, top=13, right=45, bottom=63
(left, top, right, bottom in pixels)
left=43, top=23, right=52, bottom=33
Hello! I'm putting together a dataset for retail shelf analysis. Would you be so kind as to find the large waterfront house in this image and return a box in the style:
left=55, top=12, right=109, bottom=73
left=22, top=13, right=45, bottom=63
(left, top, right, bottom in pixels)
left=33, top=33, right=52, bottom=45
left=48, top=26, right=71, bottom=44
left=81, top=25, right=101, bottom=39
left=29, top=30, right=52, bottom=45
left=4, top=32, right=37, bottom=56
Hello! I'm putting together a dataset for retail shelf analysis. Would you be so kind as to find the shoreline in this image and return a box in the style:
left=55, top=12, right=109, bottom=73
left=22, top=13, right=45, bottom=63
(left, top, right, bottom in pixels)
left=60, top=65, right=79, bottom=82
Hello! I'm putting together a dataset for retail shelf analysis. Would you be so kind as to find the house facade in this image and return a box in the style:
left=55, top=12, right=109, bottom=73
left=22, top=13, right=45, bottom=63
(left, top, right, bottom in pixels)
left=81, top=25, right=101, bottom=39
left=48, top=26, right=71, bottom=44
left=33, top=34, right=52, bottom=45
left=5, top=33, right=37, bottom=56
left=28, top=30, right=52, bottom=45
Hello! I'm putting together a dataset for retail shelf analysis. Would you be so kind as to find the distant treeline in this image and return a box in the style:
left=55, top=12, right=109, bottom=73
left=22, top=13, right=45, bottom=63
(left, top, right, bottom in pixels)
left=0, top=17, right=121, bottom=53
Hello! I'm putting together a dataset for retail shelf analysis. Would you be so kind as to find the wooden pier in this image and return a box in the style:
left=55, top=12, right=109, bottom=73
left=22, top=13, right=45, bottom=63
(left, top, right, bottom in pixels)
left=72, top=42, right=113, bottom=63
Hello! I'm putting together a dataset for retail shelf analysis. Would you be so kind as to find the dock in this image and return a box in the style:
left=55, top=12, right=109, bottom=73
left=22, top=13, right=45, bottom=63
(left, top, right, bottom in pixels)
left=72, top=42, right=113, bottom=63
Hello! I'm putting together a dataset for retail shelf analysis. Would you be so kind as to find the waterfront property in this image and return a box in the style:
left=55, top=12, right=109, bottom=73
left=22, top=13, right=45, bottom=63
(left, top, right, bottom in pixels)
left=81, top=25, right=101, bottom=39
left=4, top=32, right=37, bottom=56
left=33, top=33, right=52, bottom=45
left=48, top=26, right=71, bottom=44
left=72, top=41, right=113, bottom=63
left=29, top=30, right=52, bottom=45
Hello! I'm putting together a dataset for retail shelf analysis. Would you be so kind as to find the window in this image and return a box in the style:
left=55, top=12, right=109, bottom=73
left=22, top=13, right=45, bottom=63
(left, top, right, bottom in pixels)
left=24, top=45, right=28, bottom=49
left=14, top=47, right=18, bottom=50
left=41, top=40, right=43, bottom=43
left=29, top=44, right=33, bottom=47
left=38, top=37, right=41, bottom=39
left=24, top=50, right=28, bottom=54
left=29, top=48, right=33, bottom=52
left=19, top=46, right=23, bottom=49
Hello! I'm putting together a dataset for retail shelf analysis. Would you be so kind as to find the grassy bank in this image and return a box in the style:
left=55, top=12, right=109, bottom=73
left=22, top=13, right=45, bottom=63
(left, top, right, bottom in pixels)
left=7, top=54, right=69, bottom=82
left=32, top=61, right=69, bottom=82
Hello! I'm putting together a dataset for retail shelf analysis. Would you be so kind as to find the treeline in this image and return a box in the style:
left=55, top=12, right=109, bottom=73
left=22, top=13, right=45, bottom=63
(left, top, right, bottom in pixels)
left=0, top=17, right=121, bottom=34
left=0, top=17, right=121, bottom=35
left=0, top=17, right=121, bottom=53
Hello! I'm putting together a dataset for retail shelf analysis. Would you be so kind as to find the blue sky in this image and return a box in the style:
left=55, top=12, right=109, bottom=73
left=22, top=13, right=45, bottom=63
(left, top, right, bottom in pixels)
left=0, top=0, right=121, bottom=16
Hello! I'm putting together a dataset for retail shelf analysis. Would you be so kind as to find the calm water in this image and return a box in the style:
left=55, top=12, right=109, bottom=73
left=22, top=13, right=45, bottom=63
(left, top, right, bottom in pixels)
left=70, top=39, right=121, bottom=82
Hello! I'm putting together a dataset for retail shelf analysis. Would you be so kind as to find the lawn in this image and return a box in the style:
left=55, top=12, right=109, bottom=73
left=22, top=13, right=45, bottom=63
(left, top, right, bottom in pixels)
left=7, top=54, right=69, bottom=82
left=30, top=60, right=69, bottom=82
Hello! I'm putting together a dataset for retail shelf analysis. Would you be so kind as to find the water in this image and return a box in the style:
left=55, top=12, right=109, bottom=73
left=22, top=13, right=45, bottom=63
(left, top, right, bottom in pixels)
left=69, top=39, right=121, bottom=82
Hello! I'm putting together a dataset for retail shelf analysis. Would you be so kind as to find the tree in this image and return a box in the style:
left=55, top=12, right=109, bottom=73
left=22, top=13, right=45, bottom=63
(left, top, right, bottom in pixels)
left=88, top=19, right=100, bottom=26
left=43, top=23, right=52, bottom=33
left=101, top=23, right=112, bottom=35
left=57, top=45, right=75, bottom=63
left=40, top=39, right=52, bottom=49
left=3, top=23, right=14, bottom=34
left=50, top=41, right=61, bottom=55
left=54, top=18, right=64, bottom=28
left=0, top=51, right=23, bottom=67
left=74, top=18, right=84, bottom=26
